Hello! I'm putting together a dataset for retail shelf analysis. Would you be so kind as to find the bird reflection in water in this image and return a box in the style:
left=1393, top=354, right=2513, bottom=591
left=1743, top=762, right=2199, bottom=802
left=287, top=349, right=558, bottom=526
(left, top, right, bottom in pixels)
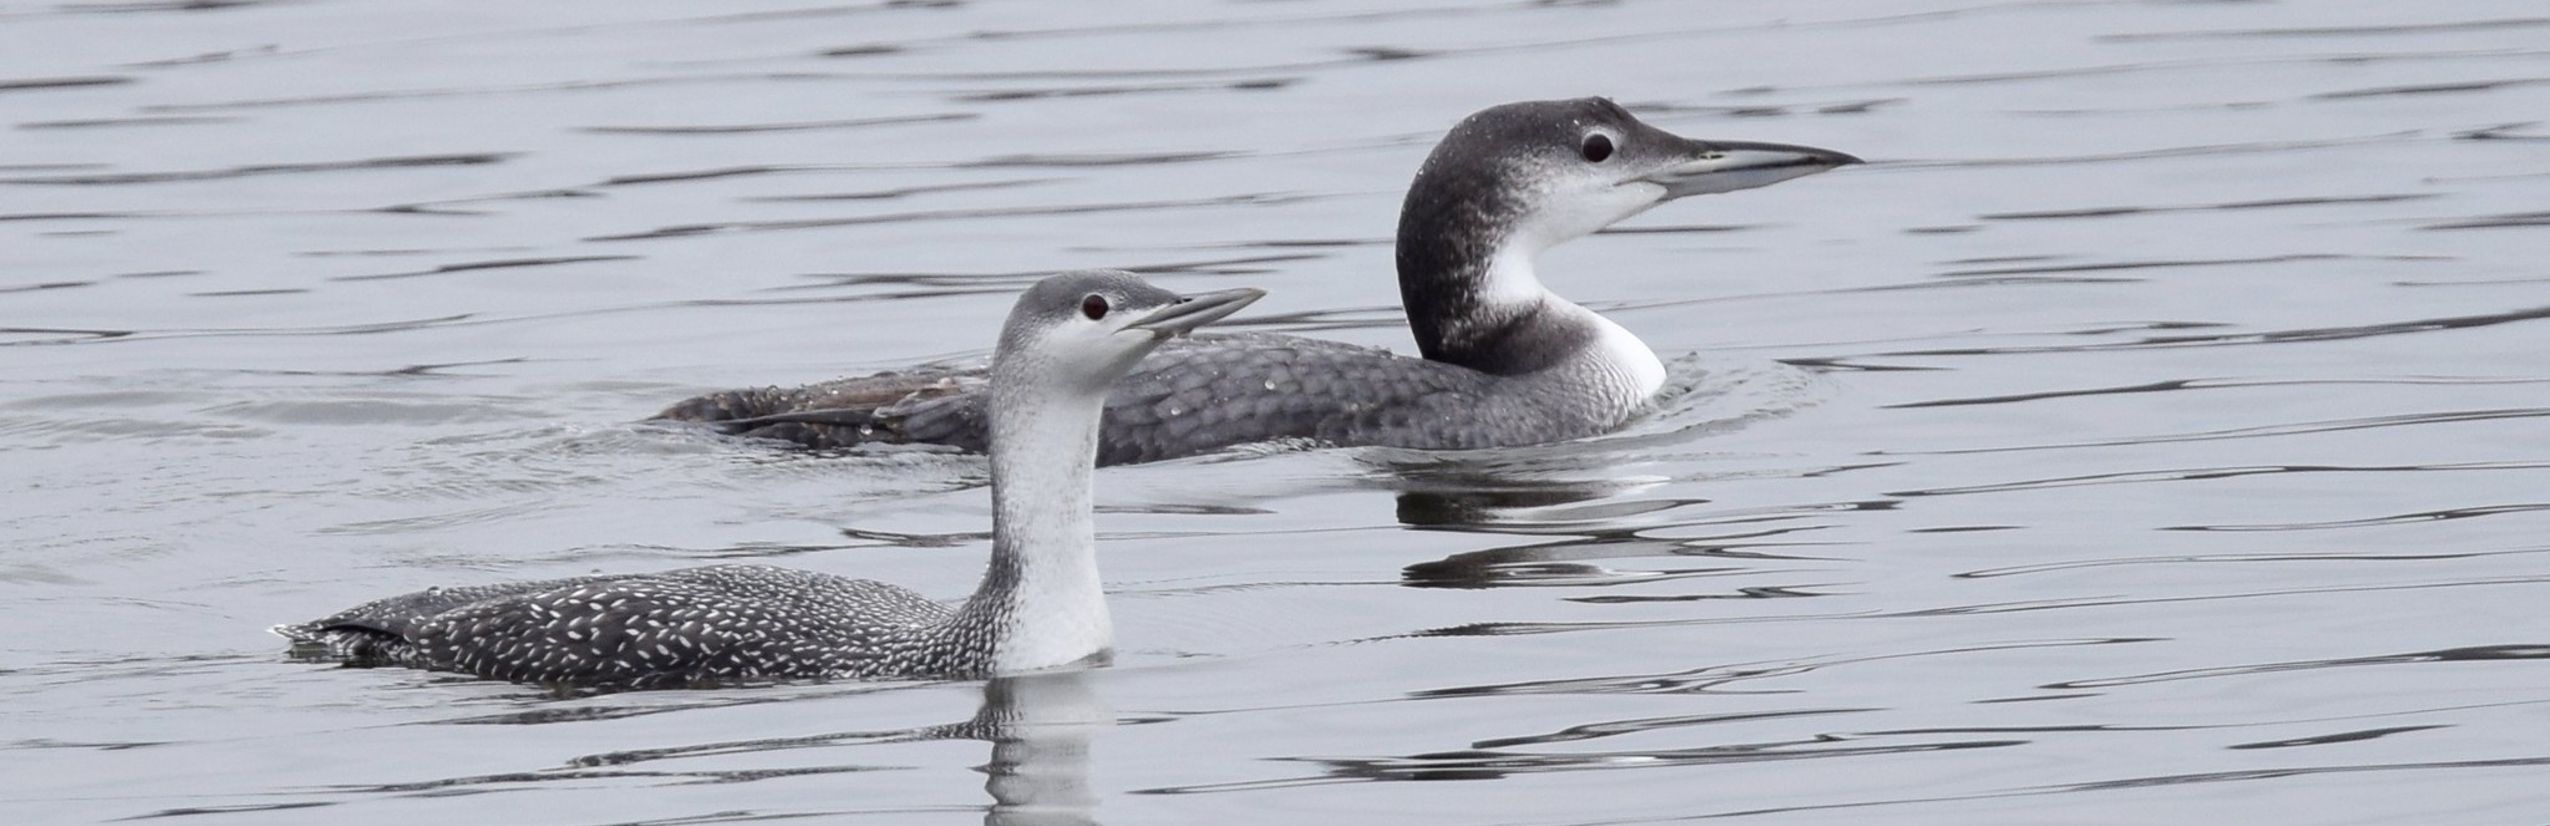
left=1385, top=464, right=1687, bottom=589
left=1380, top=461, right=1839, bottom=599
left=965, top=670, right=1110, bottom=826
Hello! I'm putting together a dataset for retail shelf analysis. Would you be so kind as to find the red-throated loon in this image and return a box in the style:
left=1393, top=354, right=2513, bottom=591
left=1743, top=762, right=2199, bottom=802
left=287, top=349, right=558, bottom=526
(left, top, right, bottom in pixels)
left=656, top=98, right=1860, bottom=465
left=275, top=272, right=1263, bottom=688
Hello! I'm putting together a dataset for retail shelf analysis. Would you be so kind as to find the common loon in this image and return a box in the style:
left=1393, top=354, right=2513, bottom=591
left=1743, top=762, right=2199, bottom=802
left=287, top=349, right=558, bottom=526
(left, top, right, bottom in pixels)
left=657, top=97, right=1859, bottom=465
left=274, top=271, right=1264, bottom=689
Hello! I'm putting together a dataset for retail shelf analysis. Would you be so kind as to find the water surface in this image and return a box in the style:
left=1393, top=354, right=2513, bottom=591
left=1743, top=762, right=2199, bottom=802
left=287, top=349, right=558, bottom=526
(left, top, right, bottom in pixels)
left=4, top=1, right=2547, bottom=823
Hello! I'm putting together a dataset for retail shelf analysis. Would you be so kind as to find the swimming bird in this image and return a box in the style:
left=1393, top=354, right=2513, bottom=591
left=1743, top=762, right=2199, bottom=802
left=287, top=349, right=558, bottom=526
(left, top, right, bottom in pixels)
left=657, top=97, right=1859, bottom=465
left=274, top=271, right=1264, bottom=688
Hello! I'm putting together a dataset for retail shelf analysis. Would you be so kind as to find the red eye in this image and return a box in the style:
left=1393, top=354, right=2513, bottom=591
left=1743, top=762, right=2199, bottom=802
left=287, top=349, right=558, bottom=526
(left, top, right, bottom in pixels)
left=1081, top=294, right=1109, bottom=320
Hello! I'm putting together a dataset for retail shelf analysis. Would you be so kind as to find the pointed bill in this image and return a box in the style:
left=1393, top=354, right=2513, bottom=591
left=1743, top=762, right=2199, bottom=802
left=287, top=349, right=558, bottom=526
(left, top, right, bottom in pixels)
left=1125, top=287, right=1266, bottom=338
left=1640, top=140, right=1863, bottom=199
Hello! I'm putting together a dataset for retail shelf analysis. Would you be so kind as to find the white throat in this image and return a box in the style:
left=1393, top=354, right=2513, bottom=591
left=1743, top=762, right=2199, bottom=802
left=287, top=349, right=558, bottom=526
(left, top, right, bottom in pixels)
left=957, top=379, right=1115, bottom=673
left=1478, top=241, right=1554, bottom=310
left=1558, top=298, right=1668, bottom=410
left=1481, top=237, right=1668, bottom=407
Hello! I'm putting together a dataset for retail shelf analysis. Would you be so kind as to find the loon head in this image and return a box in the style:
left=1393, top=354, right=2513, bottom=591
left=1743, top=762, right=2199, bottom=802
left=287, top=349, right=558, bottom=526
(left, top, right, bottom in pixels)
left=993, top=269, right=1266, bottom=395
left=975, top=271, right=1261, bottom=673
left=1396, top=97, right=1860, bottom=372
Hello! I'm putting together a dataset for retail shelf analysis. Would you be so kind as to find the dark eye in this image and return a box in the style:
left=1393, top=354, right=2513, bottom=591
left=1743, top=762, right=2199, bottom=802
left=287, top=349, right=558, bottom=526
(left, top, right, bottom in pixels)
left=1081, top=293, right=1109, bottom=320
left=1581, top=133, right=1614, bottom=163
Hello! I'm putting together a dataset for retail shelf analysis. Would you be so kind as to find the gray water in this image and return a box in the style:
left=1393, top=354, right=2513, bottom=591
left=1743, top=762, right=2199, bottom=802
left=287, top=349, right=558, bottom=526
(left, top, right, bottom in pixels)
left=5, top=1, right=2547, bottom=823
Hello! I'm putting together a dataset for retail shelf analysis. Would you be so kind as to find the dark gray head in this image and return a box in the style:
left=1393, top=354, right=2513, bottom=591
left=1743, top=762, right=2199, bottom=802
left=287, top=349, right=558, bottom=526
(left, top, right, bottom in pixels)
left=992, top=270, right=1265, bottom=395
left=1397, top=97, right=1860, bottom=371
left=1402, top=97, right=1861, bottom=252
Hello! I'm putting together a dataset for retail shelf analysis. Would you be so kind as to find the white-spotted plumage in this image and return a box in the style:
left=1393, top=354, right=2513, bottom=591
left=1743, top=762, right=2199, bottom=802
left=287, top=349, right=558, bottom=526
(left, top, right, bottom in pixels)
left=274, top=272, right=1263, bottom=689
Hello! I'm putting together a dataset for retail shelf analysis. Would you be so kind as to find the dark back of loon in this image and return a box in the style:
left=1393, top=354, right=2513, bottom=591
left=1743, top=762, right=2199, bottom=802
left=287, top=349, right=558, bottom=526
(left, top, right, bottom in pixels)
left=657, top=98, right=1860, bottom=464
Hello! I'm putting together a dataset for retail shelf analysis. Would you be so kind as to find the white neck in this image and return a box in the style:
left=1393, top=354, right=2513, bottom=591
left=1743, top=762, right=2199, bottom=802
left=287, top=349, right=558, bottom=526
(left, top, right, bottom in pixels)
left=1477, top=240, right=1553, bottom=310
left=1555, top=298, right=1668, bottom=410
left=1485, top=235, right=1668, bottom=407
left=950, top=380, right=1113, bottom=673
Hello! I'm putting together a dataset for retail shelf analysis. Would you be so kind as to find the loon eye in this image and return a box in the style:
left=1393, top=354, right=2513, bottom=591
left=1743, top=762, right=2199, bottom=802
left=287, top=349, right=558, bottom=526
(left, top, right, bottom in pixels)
left=1580, top=133, right=1614, bottom=163
left=1080, top=293, right=1109, bottom=321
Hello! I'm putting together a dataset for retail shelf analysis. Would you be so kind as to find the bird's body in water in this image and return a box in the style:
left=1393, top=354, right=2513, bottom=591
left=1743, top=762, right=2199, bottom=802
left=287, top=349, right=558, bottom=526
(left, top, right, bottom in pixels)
left=274, top=272, right=1264, bottom=689
left=657, top=97, right=1861, bottom=465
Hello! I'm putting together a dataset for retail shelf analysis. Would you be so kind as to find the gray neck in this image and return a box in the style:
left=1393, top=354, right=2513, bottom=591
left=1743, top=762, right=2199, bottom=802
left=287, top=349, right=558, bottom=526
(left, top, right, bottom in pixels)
left=945, top=373, right=1114, bottom=673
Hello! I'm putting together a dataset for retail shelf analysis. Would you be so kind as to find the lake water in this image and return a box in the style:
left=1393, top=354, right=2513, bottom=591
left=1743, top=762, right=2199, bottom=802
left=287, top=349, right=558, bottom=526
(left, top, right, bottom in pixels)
left=4, top=1, right=2547, bottom=823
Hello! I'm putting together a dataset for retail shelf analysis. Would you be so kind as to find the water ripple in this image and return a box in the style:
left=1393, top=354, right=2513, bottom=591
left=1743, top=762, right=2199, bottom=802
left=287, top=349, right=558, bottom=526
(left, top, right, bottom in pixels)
left=1888, top=378, right=2550, bottom=410
left=579, top=112, right=974, bottom=135
left=1855, top=304, right=2550, bottom=361
left=2314, top=77, right=2550, bottom=100
left=0, top=153, right=514, bottom=186
left=1154, top=736, right=2022, bottom=790
left=2424, top=209, right=2550, bottom=230
left=1890, top=460, right=2550, bottom=495
left=2101, top=17, right=2550, bottom=42
left=2165, top=502, right=2550, bottom=532
left=1957, top=545, right=2550, bottom=579
left=0, top=75, right=133, bottom=92
left=1887, top=408, right=2550, bottom=456
left=1978, top=193, right=2438, bottom=221
left=2051, top=645, right=2550, bottom=690
left=1415, top=640, right=2145, bottom=698
left=2226, top=725, right=2450, bottom=750
left=587, top=192, right=1312, bottom=241
left=331, top=255, right=639, bottom=283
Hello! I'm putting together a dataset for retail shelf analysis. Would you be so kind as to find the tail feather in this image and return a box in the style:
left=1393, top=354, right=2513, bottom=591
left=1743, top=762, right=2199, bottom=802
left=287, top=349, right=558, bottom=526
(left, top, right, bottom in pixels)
left=271, top=622, right=414, bottom=666
left=275, top=575, right=622, bottom=667
left=653, top=367, right=987, bottom=450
